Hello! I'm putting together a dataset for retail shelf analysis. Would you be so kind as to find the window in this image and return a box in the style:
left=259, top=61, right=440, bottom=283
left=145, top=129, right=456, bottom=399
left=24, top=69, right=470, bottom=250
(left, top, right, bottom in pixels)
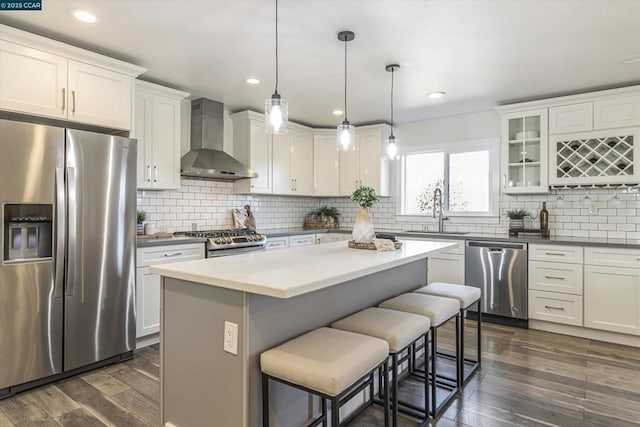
left=401, top=141, right=498, bottom=216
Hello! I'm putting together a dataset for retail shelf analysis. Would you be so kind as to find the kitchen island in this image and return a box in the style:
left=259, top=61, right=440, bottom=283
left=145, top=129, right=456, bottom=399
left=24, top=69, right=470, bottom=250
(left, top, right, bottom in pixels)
left=150, top=239, right=456, bottom=427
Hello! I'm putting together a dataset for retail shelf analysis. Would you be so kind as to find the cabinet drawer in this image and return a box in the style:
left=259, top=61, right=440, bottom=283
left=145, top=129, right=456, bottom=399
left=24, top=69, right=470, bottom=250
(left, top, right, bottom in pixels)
left=137, top=243, right=205, bottom=267
left=584, top=246, right=640, bottom=268
left=289, top=234, right=315, bottom=247
left=549, top=103, right=593, bottom=134
left=529, top=244, right=583, bottom=264
left=594, top=95, right=640, bottom=130
left=413, top=238, right=465, bottom=255
left=266, top=236, right=289, bottom=250
left=528, top=290, right=583, bottom=326
left=529, top=261, right=583, bottom=295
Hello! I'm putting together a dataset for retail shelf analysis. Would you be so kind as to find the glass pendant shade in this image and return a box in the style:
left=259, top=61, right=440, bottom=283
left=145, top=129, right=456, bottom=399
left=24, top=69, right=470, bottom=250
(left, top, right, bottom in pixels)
left=386, top=134, right=399, bottom=160
left=265, top=94, right=288, bottom=134
left=336, top=120, right=355, bottom=151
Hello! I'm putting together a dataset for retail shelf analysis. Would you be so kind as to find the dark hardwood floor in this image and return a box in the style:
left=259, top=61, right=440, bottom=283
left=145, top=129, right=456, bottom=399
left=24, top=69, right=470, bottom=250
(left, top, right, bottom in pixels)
left=1, top=322, right=640, bottom=426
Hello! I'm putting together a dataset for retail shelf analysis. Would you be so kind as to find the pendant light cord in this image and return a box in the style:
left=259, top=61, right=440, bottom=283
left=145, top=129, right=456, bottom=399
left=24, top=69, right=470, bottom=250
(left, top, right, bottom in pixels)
left=274, top=0, right=279, bottom=94
left=390, top=67, right=394, bottom=136
left=344, top=37, right=348, bottom=121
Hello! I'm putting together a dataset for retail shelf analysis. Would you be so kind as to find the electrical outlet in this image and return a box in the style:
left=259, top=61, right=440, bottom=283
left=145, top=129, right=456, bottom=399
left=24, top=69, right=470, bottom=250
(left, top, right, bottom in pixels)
left=224, top=321, right=238, bottom=355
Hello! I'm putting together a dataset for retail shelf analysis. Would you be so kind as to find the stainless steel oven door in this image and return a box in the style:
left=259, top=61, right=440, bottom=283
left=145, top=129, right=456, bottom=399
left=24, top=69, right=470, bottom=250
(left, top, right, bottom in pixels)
left=207, top=246, right=266, bottom=258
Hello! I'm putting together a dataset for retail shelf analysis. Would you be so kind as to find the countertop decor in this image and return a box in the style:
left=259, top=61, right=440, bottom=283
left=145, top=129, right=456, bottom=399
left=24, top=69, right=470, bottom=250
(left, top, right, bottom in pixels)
left=303, top=205, right=340, bottom=229
left=351, top=185, right=379, bottom=243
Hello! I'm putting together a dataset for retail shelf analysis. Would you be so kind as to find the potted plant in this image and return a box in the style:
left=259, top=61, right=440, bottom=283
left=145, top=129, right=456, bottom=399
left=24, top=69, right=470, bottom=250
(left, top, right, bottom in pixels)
left=316, top=205, right=340, bottom=224
left=350, top=185, right=380, bottom=243
left=137, top=210, right=148, bottom=235
left=506, top=209, right=529, bottom=229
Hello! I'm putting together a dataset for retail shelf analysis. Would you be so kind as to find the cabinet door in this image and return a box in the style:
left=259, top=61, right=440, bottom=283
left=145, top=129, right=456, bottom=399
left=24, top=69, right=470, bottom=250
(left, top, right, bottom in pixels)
left=428, top=254, right=465, bottom=284
left=291, top=130, right=314, bottom=195
left=134, top=90, right=154, bottom=189
left=248, top=121, right=272, bottom=193
left=272, top=132, right=292, bottom=194
left=0, top=40, right=67, bottom=119
left=339, top=146, right=360, bottom=196
left=151, top=95, right=181, bottom=189
left=594, top=95, right=640, bottom=130
left=584, top=265, right=640, bottom=335
left=68, top=60, right=132, bottom=130
left=314, top=134, right=339, bottom=196
left=289, top=234, right=315, bottom=247
left=358, top=128, right=383, bottom=192
left=136, top=267, right=161, bottom=338
left=549, top=103, right=593, bottom=134
left=266, top=236, right=289, bottom=250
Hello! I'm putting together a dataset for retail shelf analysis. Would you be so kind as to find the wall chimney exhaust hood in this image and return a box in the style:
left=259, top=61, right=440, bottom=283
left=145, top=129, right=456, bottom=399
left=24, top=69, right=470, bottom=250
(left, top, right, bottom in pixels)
left=181, top=98, right=257, bottom=180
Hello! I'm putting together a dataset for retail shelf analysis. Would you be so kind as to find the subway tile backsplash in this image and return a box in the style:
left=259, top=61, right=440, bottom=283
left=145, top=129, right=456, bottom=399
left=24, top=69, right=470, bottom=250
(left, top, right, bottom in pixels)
left=139, top=180, right=640, bottom=239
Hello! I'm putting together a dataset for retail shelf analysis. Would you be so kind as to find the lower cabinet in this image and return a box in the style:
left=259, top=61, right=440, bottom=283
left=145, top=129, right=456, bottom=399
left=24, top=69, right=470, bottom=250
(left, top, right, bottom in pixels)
left=266, top=233, right=317, bottom=250
left=424, top=239, right=465, bottom=285
left=528, top=289, right=583, bottom=326
left=136, top=243, right=205, bottom=342
left=316, top=233, right=350, bottom=244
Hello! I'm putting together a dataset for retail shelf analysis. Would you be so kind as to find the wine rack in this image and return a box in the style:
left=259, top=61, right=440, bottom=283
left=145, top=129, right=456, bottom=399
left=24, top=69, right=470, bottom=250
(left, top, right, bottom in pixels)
left=550, top=128, right=640, bottom=185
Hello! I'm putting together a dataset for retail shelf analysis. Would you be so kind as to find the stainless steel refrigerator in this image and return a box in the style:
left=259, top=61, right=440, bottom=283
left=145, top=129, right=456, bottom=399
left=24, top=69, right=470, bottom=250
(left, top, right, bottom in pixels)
left=0, top=119, right=136, bottom=393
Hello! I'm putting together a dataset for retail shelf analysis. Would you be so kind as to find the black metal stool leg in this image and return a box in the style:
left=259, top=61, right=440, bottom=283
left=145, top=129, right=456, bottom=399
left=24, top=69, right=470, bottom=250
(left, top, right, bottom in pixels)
left=430, top=327, right=437, bottom=418
left=322, top=398, right=328, bottom=427
left=424, top=331, right=430, bottom=423
left=383, top=360, right=390, bottom=427
left=262, top=374, right=269, bottom=427
left=477, top=300, right=482, bottom=367
left=391, top=353, right=398, bottom=427
left=457, top=313, right=463, bottom=389
left=331, top=396, right=340, bottom=426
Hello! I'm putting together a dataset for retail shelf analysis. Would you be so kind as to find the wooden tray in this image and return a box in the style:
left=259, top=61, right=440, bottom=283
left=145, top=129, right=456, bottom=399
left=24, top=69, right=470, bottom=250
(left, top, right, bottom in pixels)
left=348, top=240, right=402, bottom=250
left=508, top=228, right=550, bottom=238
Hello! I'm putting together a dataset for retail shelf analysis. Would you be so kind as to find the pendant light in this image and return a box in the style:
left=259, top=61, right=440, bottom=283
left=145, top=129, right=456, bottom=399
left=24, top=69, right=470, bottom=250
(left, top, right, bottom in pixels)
left=265, top=0, right=288, bottom=134
left=385, top=63, right=400, bottom=160
left=336, top=30, right=355, bottom=151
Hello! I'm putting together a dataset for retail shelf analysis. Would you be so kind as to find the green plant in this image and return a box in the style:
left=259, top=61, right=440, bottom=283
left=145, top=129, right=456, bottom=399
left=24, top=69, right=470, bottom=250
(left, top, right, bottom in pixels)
left=137, top=210, right=148, bottom=224
left=505, top=209, right=530, bottom=219
left=315, top=205, right=340, bottom=220
left=351, top=185, right=380, bottom=208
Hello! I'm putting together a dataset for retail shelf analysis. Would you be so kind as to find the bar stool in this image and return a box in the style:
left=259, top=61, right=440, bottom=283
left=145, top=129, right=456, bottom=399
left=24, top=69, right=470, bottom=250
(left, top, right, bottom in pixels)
left=331, top=307, right=431, bottom=427
left=414, top=282, right=482, bottom=387
left=260, top=327, right=390, bottom=427
left=379, top=293, right=461, bottom=418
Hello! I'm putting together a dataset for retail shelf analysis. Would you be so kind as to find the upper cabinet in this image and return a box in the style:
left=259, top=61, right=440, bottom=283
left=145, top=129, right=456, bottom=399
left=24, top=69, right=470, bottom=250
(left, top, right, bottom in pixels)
left=232, top=111, right=272, bottom=194
left=0, top=25, right=145, bottom=130
left=313, top=131, right=340, bottom=196
left=339, top=125, right=391, bottom=197
left=500, top=109, right=549, bottom=194
left=272, top=129, right=314, bottom=195
left=133, top=80, right=189, bottom=190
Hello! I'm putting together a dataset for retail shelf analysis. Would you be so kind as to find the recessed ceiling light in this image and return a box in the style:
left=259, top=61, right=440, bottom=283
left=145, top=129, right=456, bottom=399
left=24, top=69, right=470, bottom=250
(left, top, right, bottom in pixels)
left=427, top=91, right=446, bottom=99
left=332, top=110, right=343, bottom=116
left=71, top=10, right=97, bottom=23
left=246, top=78, right=260, bottom=85
left=621, top=55, right=640, bottom=64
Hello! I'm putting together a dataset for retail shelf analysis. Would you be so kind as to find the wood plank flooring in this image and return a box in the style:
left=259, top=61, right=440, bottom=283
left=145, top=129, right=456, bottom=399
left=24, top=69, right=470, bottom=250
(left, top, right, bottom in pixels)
left=1, top=323, right=640, bottom=426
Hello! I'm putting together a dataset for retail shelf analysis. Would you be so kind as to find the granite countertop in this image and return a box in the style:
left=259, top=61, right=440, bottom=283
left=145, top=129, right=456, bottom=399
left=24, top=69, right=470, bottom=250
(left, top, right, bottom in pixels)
left=149, top=240, right=456, bottom=298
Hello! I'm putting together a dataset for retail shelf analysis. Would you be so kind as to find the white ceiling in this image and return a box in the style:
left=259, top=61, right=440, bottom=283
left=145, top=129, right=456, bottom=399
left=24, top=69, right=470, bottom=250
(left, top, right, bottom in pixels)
left=1, top=0, right=639, bottom=127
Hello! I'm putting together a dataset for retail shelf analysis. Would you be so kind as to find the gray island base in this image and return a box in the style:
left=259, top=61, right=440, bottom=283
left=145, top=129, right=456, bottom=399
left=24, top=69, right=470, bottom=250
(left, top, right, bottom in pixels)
left=153, top=240, right=456, bottom=427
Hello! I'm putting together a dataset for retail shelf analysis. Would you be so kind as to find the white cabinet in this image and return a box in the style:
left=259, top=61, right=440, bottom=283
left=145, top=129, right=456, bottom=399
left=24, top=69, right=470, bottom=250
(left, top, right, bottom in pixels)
left=529, top=290, right=583, bottom=327
left=529, top=244, right=583, bottom=264
left=272, top=129, right=314, bottom=195
left=133, top=80, right=188, bottom=190
left=549, top=103, right=593, bottom=135
left=136, top=243, right=205, bottom=342
left=313, top=132, right=339, bottom=196
left=594, top=95, right=640, bottom=130
left=0, top=26, right=145, bottom=130
left=232, top=111, right=272, bottom=194
left=266, top=233, right=317, bottom=250
left=339, top=124, right=391, bottom=196
left=411, top=238, right=465, bottom=285
left=529, top=261, right=583, bottom=295
left=265, top=236, right=289, bottom=250
left=316, top=233, right=350, bottom=244
left=500, top=109, right=549, bottom=194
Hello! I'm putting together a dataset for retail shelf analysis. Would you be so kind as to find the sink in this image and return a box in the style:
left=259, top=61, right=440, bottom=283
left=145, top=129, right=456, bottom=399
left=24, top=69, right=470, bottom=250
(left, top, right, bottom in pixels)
left=403, top=230, right=469, bottom=235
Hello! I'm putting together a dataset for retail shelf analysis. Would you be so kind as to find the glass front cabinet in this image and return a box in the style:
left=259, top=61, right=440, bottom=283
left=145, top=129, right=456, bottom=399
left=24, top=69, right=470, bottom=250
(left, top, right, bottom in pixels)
left=500, top=108, right=549, bottom=194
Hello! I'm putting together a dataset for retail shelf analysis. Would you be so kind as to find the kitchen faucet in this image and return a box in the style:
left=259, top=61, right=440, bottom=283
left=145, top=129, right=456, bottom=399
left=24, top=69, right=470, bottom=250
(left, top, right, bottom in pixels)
left=433, top=188, right=448, bottom=232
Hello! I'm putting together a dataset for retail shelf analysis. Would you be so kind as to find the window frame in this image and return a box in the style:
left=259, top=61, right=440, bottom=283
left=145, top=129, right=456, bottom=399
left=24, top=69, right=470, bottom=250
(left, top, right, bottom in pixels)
left=398, top=138, right=500, bottom=218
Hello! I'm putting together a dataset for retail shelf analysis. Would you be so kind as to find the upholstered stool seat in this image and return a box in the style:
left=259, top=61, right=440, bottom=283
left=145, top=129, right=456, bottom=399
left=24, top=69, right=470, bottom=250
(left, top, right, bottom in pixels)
left=379, top=292, right=461, bottom=419
left=332, top=308, right=431, bottom=426
left=261, top=327, right=390, bottom=426
left=415, top=282, right=482, bottom=388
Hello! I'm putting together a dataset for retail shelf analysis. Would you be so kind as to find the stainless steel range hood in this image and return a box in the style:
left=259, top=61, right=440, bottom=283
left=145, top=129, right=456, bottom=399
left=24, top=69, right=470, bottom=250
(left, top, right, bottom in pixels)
left=181, top=98, right=257, bottom=180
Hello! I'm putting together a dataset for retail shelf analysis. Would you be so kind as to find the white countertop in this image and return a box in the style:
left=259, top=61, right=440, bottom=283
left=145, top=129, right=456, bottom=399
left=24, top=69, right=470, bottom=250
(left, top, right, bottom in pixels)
left=150, top=239, right=456, bottom=298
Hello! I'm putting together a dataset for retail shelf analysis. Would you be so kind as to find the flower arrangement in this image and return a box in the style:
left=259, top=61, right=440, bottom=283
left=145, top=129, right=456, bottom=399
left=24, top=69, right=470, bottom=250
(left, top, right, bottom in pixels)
left=351, top=185, right=380, bottom=208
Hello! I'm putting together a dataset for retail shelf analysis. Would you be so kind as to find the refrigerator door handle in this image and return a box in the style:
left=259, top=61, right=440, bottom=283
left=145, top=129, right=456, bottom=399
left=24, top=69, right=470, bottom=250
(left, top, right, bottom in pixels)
left=66, top=166, right=77, bottom=297
left=54, top=167, right=65, bottom=298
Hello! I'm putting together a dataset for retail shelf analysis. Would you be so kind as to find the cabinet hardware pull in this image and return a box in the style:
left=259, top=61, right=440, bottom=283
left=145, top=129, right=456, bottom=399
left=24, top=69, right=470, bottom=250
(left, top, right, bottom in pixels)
left=146, top=165, right=151, bottom=182
left=71, top=90, right=76, bottom=114
left=62, top=88, right=66, bottom=112
left=544, top=305, right=565, bottom=311
left=164, top=252, right=183, bottom=257
left=544, top=275, right=565, bottom=280
left=503, top=174, right=506, bottom=189
left=545, top=252, right=565, bottom=256
left=154, top=165, right=158, bottom=182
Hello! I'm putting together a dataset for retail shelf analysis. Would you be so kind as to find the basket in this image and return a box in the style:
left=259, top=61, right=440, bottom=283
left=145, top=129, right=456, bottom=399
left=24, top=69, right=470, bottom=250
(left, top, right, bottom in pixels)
left=348, top=240, right=403, bottom=250
left=303, top=215, right=339, bottom=230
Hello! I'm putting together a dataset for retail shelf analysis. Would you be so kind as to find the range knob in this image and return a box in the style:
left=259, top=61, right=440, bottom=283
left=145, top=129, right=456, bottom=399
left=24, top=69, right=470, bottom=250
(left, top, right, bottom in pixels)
left=215, top=238, right=223, bottom=244
left=226, top=237, right=233, bottom=244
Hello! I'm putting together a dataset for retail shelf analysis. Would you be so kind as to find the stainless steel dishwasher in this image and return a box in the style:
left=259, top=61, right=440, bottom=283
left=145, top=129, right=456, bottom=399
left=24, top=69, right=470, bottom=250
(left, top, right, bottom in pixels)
left=465, top=241, right=528, bottom=320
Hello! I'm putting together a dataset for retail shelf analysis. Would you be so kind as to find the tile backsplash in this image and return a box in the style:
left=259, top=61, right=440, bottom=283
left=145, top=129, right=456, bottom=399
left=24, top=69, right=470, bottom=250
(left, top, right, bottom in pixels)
left=139, top=179, right=640, bottom=239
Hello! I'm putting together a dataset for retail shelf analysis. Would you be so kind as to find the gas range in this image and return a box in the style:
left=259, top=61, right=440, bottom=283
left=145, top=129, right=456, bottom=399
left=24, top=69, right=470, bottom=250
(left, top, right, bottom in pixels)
left=183, top=229, right=267, bottom=257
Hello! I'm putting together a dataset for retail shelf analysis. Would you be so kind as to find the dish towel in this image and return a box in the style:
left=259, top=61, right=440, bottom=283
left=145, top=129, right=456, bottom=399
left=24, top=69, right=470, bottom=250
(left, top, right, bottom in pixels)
left=373, top=238, right=396, bottom=251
